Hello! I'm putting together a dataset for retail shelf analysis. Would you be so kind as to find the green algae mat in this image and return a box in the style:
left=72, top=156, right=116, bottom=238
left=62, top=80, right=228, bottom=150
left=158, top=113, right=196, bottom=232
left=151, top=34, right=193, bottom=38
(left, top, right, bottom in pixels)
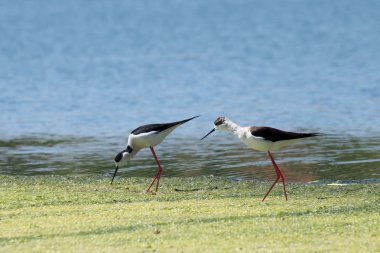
left=0, top=176, right=379, bottom=252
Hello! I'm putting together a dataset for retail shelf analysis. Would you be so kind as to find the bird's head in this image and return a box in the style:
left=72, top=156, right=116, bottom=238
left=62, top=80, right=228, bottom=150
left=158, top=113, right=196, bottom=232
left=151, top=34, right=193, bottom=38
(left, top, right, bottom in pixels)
left=111, top=145, right=136, bottom=184
left=214, top=116, right=231, bottom=131
left=201, top=116, right=230, bottom=140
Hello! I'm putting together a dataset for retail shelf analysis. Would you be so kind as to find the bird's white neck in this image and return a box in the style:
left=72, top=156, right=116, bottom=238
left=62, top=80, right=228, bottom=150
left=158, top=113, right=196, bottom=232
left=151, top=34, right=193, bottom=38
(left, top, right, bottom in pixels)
left=221, top=119, right=243, bottom=136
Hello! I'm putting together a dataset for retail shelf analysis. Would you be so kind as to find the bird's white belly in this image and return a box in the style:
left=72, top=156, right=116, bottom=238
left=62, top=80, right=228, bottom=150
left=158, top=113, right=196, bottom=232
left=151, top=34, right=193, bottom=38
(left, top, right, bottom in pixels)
left=129, top=128, right=175, bottom=149
left=241, top=135, right=296, bottom=151
left=241, top=136, right=272, bottom=151
left=129, top=132, right=163, bottom=149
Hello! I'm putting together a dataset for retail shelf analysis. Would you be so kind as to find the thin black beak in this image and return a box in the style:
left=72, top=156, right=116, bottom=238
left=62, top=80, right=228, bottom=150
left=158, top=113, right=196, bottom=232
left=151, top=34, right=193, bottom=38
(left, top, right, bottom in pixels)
left=111, top=165, right=119, bottom=184
left=201, top=128, right=215, bottom=140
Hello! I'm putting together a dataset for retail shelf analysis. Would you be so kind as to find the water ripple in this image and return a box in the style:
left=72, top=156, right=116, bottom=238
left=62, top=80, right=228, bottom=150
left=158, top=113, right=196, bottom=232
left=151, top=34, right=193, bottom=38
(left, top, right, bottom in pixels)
left=0, top=134, right=379, bottom=183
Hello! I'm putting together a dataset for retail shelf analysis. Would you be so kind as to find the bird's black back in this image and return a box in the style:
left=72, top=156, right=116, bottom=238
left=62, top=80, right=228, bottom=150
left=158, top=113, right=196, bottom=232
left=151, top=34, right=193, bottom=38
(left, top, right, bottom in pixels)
left=131, top=116, right=199, bottom=135
left=250, top=126, right=319, bottom=142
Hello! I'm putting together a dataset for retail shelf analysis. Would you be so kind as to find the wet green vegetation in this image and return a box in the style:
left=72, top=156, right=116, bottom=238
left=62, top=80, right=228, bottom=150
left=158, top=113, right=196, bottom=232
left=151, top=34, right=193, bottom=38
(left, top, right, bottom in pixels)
left=0, top=176, right=379, bottom=252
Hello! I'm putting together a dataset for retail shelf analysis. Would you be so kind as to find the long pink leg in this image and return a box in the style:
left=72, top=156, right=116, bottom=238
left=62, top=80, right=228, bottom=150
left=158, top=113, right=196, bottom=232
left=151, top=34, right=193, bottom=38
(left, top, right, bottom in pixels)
left=146, top=146, right=163, bottom=193
left=262, top=151, right=288, bottom=201
left=268, top=151, right=287, bottom=200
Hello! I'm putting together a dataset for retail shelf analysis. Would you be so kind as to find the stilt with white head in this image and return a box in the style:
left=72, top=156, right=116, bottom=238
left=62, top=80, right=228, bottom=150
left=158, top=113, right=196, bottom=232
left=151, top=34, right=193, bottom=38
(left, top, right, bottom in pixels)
left=201, top=116, right=319, bottom=201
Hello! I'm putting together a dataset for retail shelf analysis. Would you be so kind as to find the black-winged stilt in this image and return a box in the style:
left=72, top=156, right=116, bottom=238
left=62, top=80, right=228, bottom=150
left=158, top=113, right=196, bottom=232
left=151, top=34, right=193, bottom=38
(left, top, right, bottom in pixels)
left=201, top=117, right=319, bottom=201
left=112, top=116, right=199, bottom=192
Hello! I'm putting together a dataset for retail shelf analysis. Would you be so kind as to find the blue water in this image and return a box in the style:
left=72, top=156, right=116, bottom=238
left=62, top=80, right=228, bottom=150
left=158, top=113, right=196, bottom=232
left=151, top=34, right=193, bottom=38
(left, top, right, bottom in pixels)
left=1, top=0, right=380, bottom=180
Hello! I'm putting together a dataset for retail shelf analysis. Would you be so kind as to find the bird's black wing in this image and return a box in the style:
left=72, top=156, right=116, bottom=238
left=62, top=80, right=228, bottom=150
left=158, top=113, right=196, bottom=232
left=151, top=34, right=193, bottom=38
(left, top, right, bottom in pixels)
left=131, top=116, right=199, bottom=135
left=250, top=126, right=319, bottom=142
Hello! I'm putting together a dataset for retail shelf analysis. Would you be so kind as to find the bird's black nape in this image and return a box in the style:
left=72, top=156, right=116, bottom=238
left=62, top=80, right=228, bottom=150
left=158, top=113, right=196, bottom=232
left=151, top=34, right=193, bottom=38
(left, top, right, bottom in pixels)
left=111, top=165, right=119, bottom=184
left=201, top=128, right=215, bottom=140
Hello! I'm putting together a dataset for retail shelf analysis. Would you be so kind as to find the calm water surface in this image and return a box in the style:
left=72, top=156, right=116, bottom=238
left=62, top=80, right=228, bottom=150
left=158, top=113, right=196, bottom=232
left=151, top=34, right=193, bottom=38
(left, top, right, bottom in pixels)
left=0, top=0, right=379, bottom=182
